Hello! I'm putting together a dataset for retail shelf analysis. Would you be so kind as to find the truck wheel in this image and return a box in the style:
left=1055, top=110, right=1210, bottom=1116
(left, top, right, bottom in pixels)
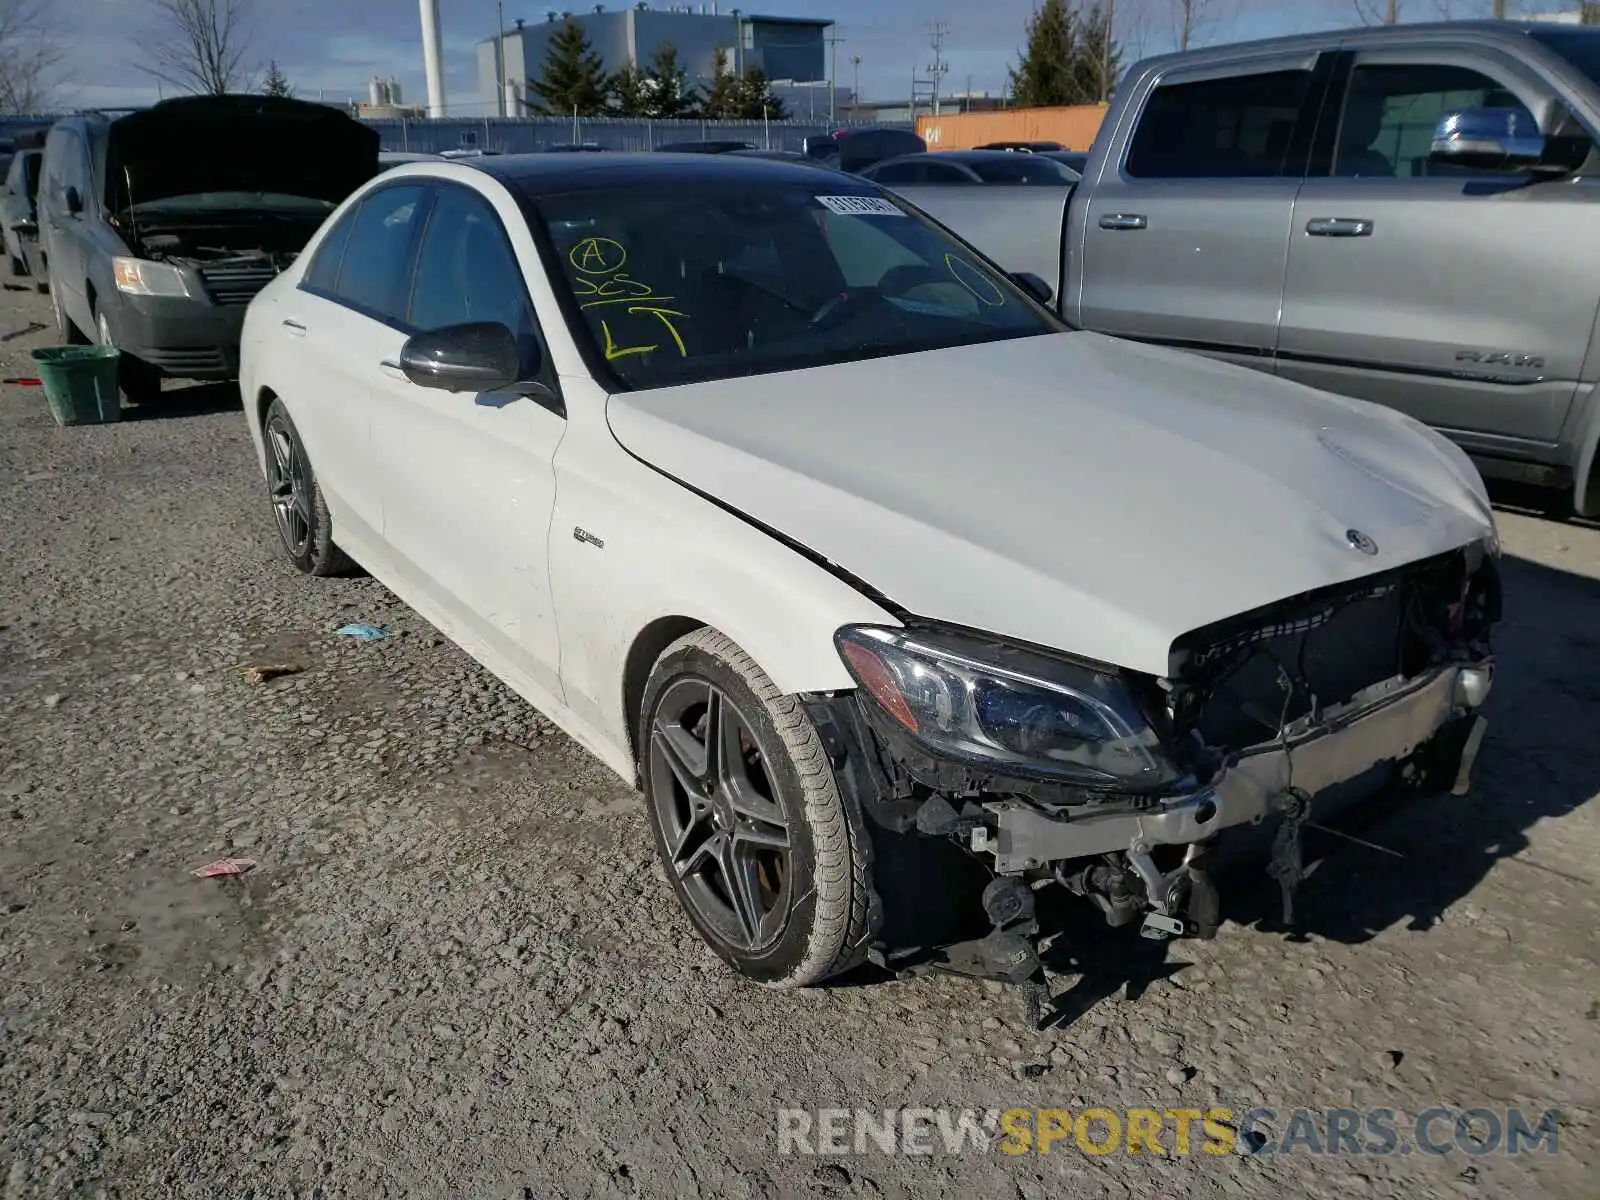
left=639, top=629, right=872, bottom=987
left=261, top=398, right=355, bottom=577
left=95, top=307, right=163, bottom=405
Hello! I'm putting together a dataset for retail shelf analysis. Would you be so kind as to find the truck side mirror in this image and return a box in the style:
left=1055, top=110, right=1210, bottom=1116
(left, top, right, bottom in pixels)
left=1429, top=107, right=1548, bottom=173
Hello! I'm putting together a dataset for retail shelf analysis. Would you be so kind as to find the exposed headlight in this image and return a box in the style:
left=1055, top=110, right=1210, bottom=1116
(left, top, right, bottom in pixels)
left=834, top=624, right=1181, bottom=791
left=112, top=256, right=195, bottom=298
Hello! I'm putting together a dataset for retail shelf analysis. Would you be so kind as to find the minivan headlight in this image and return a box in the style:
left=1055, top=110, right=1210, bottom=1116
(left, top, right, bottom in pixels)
left=834, top=624, right=1180, bottom=791
left=112, top=256, right=195, bottom=298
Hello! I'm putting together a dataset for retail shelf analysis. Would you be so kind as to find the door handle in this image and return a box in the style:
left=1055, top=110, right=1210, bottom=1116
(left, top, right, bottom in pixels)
left=1305, top=217, right=1373, bottom=237
left=281, top=319, right=306, bottom=336
left=1098, top=213, right=1147, bottom=231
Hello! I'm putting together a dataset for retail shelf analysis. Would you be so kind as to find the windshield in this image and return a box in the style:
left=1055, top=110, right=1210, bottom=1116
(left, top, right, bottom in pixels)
left=966, top=156, right=1079, bottom=185
left=1528, top=27, right=1600, bottom=92
left=531, top=181, right=1060, bottom=390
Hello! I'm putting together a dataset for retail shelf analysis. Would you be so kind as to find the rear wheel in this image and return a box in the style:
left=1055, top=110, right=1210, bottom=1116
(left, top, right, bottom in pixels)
left=95, top=307, right=163, bottom=405
left=262, top=398, right=355, bottom=577
left=640, top=629, right=872, bottom=987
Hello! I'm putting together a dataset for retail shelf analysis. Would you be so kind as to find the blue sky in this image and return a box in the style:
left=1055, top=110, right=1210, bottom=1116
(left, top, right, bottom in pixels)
left=46, top=0, right=1574, bottom=113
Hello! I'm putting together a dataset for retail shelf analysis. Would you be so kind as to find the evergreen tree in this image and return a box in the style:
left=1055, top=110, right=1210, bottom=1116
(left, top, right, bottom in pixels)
left=734, top=66, right=786, bottom=120
left=699, top=47, right=742, bottom=119
left=1008, top=0, right=1080, bottom=109
left=643, top=42, right=695, bottom=119
left=529, top=18, right=610, bottom=116
left=262, top=59, right=293, bottom=98
left=608, top=64, right=651, bottom=116
left=1073, top=2, right=1121, bottom=105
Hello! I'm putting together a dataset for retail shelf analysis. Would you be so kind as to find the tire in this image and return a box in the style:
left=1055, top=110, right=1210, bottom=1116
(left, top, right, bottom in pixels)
left=51, top=282, right=86, bottom=344
left=95, top=307, right=163, bottom=405
left=639, top=629, right=872, bottom=987
left=261, top=398, right=355, bottom=577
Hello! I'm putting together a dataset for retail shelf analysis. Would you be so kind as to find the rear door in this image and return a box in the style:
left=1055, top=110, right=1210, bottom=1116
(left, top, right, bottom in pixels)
left=278, top=180, right=431, bottom=547
left=1278, top=41, right=1600, bottom=450
left=1075, top=51, right=1333, bottom=370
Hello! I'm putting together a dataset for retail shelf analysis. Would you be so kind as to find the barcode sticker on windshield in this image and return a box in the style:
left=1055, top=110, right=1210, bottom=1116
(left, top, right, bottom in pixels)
left=815, top=195, right=906, bottom=216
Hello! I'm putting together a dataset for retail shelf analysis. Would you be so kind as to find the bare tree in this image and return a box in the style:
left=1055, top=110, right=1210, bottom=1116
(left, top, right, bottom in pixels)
left=1169, top=0, right=1229, bottom=51
left=144, top=0, right=256, bottom=96
left=0, top=0, right=60, bottom=114
left=1351, top=0, right=1401, bottom=21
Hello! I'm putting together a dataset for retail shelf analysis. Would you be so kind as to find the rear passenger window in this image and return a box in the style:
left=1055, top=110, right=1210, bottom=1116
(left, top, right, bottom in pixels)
left=302, top=207, right=357, bottom=293
left=1333, top=63, right=1536, bottom=178
left=1126, top=69, right=1312, bottom=178
left=332, top=184, right=428, bottom=321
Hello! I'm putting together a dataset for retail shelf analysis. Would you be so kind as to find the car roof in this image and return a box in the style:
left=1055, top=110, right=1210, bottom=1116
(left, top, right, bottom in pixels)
left=1130, top=17, right=1587, bottom=71
left=472, top=150, right=874, bottom=195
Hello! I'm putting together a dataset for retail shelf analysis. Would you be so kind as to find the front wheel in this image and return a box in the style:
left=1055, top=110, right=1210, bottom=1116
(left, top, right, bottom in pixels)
left=640, top=629, right=873, bottom=987
left=95, top=308, right=163, bottom=405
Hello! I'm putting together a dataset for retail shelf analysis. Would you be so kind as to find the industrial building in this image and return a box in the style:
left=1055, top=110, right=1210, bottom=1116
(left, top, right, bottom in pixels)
left=478, top=5, right=836, bottom=115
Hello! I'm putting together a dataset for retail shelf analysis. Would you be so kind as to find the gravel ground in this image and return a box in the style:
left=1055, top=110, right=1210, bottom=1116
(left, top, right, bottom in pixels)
left=1, top=281, right=1596, bottom=1199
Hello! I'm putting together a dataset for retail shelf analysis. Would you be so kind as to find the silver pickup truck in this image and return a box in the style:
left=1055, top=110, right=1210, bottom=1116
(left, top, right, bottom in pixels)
left=902, top=19, right=1600, bottom=517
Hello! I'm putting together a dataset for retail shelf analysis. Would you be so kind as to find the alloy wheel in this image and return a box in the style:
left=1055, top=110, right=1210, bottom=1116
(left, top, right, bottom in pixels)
left=265, top=417, right=312, bottom=558
left=648, top=678, right=792, bottom=952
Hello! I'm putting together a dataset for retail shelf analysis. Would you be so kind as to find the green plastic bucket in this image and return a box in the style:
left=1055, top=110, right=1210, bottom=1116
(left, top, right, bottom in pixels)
left=31, top=346, right=122, bottom=426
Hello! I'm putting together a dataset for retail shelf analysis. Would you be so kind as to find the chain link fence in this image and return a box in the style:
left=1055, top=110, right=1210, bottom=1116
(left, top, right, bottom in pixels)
left=364, top=115, right=911, bottom=155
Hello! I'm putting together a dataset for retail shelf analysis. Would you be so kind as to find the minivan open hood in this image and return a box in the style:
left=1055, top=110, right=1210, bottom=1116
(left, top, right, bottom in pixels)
left=606, top=332, right=1496, bottom=677
left=105, top=95, right=379, bottom=212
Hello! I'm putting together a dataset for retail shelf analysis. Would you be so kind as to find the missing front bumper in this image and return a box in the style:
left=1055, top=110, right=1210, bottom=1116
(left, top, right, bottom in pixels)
left=977, top=662, right=1490, bottom=877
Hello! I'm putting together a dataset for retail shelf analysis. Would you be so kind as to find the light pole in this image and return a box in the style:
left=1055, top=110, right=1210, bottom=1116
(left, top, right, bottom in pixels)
left=851, top=54, right=860, bottom=119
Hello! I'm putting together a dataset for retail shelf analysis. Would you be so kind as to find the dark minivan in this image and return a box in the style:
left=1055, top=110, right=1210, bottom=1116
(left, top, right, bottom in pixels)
left=40, top=95, right=377, bottom=402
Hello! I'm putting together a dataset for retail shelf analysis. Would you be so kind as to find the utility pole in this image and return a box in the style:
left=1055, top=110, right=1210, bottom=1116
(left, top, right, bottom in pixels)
left=851, top=54, right=860, bottom=118
left=926, top=21, right=949, bottom=117
left=1491, top=0, right=1505, bottom=15
left=1386, top=0, right=1398, bottom=22
left=825, top=27, right=843, bottom=123
left=496, top=0, right=507, bottom=118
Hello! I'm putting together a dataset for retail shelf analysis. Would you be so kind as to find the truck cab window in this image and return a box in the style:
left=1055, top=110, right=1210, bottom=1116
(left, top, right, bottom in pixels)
left=1333, top=63, right=1536, bottom=178
left=1125, top=69, right=1312, bottom=178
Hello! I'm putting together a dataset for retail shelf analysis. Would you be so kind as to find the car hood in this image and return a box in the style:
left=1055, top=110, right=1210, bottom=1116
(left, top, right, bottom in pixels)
left=605, top=332, right=1496, bottom=676
left=105, top=95, right=378, bottom=211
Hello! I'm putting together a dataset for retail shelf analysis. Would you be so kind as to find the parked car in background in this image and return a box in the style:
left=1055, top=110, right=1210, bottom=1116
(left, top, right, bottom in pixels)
left=803, top=127, right=927, bottom=173
left=922, top=20, right=1600, bottom=517
left=380, top=151, right=444, bottom=169
left=1037, top=149, right=1089, bottom=173
left=239, top=153, right=1497, bottom=1000
left=976, top=139, right=1066, bottom=152
left=862, top=149, right=1080, bottom=185
left=726, top=148, right=821, bottom=163
left=655, top=140, right=754, bottom=154
left=0, top=147, right=45, bottom=287
left=39, top=94, right=378, bottom=403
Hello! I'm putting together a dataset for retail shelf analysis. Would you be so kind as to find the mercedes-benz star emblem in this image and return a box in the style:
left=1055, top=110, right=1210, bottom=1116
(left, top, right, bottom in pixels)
left=1346, top=529, right=1379, bottom=555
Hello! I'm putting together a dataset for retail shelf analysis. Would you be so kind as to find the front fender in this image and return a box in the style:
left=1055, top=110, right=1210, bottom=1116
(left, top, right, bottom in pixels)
left=549, top=380, right=897, bottom=768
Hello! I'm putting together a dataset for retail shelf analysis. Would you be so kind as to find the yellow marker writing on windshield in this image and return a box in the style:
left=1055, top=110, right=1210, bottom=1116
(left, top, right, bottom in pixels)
left=600, top=307, right=690, bottom=361
left=570, top=237, right=627, bottom=274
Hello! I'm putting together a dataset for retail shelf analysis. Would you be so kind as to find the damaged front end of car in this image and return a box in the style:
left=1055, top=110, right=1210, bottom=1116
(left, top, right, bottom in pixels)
left=804, top=539, right=1500, bottom=1022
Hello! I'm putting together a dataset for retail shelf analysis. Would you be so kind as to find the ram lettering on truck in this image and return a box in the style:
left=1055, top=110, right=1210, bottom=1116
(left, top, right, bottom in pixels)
left=905, top=19, right=1600, bottom=517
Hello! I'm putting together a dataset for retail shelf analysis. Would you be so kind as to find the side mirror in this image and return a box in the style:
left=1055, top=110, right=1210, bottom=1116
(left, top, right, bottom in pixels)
left=1011, top=271, right=1054, bottom=306
left=399, top=321, right=528, bottom=393
left=1429, top=107, right=1547, bottom=173
left=63, top=185, right=82, bottom=215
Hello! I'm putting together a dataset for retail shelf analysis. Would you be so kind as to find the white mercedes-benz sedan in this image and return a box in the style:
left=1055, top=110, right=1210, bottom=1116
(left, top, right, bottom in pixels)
left=240, top=154, right=1499, bottom=1007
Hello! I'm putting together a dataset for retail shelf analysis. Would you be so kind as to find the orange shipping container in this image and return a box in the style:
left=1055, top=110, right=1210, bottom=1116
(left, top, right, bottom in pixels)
left=916, top=105, right=1108, bottom=152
